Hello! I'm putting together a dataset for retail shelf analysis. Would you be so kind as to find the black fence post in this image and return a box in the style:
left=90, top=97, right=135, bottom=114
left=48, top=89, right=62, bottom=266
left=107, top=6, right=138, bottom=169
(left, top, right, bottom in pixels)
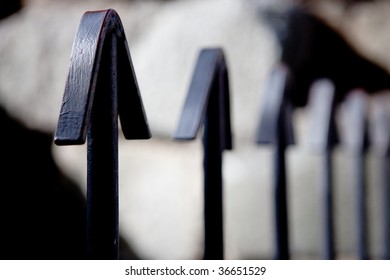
left=54, top=9, right=151, bottom=259
left=174, top=48, right=232, bottom=260
left=255, top=64, right=295, bottom=260
left=307, top=80, right=339, bottom=260
left=370, top=95, right=390, bottom=260
left=343, top=90, right=370, bottom=260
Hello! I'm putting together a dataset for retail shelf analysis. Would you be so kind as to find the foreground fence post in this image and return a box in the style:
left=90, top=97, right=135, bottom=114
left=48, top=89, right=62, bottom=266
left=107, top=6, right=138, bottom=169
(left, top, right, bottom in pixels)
left=174, top=48, right=232, bottom=260
left=344, top=90, right=370, bottom=260
left=307, top=80, right=339, bottom=259
left=370, top=95, right=390, bottom=259
left=255, top=65, right=295, bottom=260
left=54, top=9, right=151, bottom=259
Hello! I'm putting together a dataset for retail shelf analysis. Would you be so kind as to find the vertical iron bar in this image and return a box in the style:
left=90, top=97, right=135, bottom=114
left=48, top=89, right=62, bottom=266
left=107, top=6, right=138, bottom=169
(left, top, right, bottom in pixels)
left=356, top=150, right=368, bottom=260
left=55, top=9, right=150, bottom=259
left=322, top=150, right=335, bottom=259
left=203, top=87, right=224, bottom=260
left=307, top=79, right=338, bottom=260
left=381, top=156, right=390, bottom=259
left=274, top=114, right=289, bottom=260
left=255, top=66, right=293, bottom=260
left=174, top=49, right=231, bottom=260
left=86, top=34, right=119, bottom=260
left=369, top=95, right=389, bottom=260
left=344, top=90, right=369, bottom=260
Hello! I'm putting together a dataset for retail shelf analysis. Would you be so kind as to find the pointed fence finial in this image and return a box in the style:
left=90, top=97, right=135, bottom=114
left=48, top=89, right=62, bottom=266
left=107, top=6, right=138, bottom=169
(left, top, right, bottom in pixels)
left=255, top=64, right=295, bottom=260
left=174, top=48, right=232, bottom=260
left=54, top=9, right=150, bottom=259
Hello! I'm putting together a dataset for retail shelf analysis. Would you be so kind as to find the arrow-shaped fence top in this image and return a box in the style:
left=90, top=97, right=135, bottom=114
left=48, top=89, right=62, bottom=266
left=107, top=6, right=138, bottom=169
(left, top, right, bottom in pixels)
left=255, top=64, right=295, bottom=146
left=307, top=79, right=339, bottom=151
left=53, top=9, right=150, bottom=259
left=54, top=9, right=150, bottom=144
left=371, top=95, right=390, bottom=157
left=343, top=90, right=370, bottom=154
left=174, top=48, right=232, bottom=150
left=254, top=64, right=294, bottom=259
left=173, top=48, right=232, bottom=260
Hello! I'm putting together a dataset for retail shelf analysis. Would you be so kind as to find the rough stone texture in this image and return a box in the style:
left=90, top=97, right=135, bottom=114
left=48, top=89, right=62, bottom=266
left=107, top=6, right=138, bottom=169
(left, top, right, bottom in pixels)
left=0, top=0, right=389, bottom=259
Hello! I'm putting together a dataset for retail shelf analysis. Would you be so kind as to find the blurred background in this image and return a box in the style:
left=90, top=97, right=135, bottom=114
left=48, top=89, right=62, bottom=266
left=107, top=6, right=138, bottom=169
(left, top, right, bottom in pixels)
left=1, top=0, right=390, bottom=259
